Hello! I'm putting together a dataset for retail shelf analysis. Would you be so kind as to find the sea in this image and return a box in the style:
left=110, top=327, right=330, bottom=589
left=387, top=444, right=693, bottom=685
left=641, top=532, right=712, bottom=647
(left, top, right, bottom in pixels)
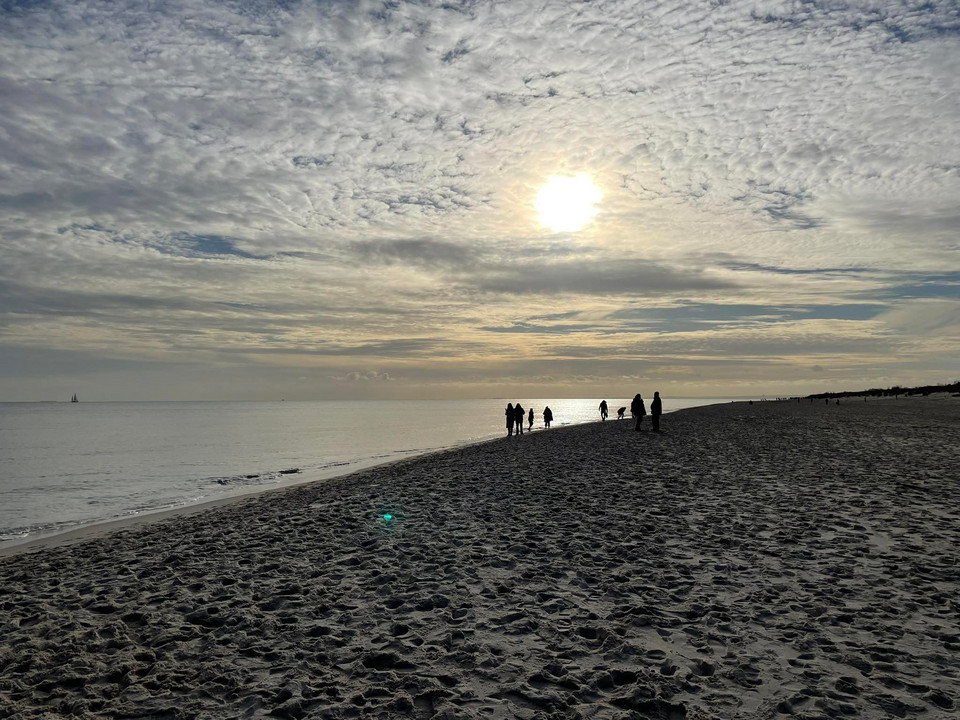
left=0, top=398, right=738, bottom=548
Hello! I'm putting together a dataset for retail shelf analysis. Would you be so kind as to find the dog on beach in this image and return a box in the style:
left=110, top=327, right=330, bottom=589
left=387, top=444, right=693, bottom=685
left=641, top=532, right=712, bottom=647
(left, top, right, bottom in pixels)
left=617, top=407, right=626, bottom=420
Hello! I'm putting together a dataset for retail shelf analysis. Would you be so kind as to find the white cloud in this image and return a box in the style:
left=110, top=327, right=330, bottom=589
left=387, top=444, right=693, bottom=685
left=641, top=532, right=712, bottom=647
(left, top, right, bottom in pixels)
left=1, top=0, right=958, bottom=398
left=340, top=370, right=393, bottom=383
left=875, top=299, right=960, bottom=336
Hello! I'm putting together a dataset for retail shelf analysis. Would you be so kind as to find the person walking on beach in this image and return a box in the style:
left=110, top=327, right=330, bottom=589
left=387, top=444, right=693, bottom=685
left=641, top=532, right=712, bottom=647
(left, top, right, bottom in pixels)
left=527, top=406, right=534, bottom=432
left=651, top=391, right=662, bottom=432
left=543, top=406, right=553, bottom=428
left=631, top=393, right=646, bottom=431
left=599, top=400, right=608, bottom=421
left=506, top=403, right=514, bottom=436
left=514, top=403, right=525, bottom=435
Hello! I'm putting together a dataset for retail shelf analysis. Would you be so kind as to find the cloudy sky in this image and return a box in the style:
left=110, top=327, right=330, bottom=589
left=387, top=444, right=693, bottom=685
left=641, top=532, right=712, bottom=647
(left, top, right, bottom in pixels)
left=1, top=0, right=958, bottom=401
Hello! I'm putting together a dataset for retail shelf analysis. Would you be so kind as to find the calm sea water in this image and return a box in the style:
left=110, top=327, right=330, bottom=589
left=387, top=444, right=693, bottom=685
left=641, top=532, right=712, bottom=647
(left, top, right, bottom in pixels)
left=0, top=398, right=735, bottom=547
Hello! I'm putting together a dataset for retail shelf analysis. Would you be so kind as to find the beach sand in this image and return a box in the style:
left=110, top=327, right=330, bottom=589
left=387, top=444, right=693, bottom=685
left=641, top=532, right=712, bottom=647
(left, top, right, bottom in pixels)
left=1, top=399, right=958, bottom=719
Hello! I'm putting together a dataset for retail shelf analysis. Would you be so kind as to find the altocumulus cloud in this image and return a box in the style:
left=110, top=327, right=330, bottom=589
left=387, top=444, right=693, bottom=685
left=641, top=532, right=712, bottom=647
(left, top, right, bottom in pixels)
left=0, top=0, right=958, bottom=398
left=340, top=370, right=393, bottom=383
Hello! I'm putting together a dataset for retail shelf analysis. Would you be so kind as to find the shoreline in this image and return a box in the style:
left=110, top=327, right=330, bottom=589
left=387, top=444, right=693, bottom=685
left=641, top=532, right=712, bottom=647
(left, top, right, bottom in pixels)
left=0, top=399, right=737, bottom=557
left=0, top=432, right=503, bottom=559
left=0, top=412, right=600, bottom=558
left=2, top=398, right=957, bottom=718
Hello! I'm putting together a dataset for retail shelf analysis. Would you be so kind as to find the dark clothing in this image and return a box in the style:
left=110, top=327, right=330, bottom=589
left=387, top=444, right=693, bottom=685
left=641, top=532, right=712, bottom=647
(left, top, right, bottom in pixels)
left=527, top=408, right=534, bottom=430
left=514, top=404, right=525, bottom=434
left=506, top=404, right=514, bottom=435
left=630, top=394, right=646, bottom=431
left=651, top=395, right=662, bottom=432
left=599, top=400, right=608, bottom=420
left=543, top=407, right=553, bottom=427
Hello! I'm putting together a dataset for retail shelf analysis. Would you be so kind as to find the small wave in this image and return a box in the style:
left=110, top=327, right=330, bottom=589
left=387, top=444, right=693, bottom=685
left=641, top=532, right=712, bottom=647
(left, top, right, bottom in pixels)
left=0, top=529, right=30, bottom=542
left=0, top=518, right=94, bottom=542
left=212, top=467, right=302, bottom=487
left=1, top=468, right=314, bottom=545
left=0, top=496, right=209, bottom=544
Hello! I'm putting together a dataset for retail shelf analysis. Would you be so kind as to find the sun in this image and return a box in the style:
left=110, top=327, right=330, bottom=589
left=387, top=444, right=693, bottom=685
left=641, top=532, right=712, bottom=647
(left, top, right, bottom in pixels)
left=535, top=174, right=602, bottom=232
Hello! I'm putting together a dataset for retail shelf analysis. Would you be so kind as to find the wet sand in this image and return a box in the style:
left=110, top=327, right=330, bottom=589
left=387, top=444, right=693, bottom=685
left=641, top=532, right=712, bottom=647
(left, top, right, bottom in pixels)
left=1, top=398, right=958, bottom=719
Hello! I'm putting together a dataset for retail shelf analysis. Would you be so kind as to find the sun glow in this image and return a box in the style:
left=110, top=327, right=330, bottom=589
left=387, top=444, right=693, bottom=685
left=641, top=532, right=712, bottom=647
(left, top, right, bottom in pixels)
left=535, top=174, right=602, bottom=232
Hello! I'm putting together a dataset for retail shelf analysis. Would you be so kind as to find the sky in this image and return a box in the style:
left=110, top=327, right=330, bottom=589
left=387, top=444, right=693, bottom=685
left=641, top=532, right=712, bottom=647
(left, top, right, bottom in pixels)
left=1, top=0, right=958, bottom=401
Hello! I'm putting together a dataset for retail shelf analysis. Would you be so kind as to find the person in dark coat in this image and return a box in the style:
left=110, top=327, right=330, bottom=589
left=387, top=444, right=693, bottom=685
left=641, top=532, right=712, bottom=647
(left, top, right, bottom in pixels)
left=543, top=406, right=553, bottom=428
left=514, top=403, right=525, bottom=435
left=599, top=400, right=608, bottom=420
left=630, top=393, right=646, bottom=431
left=651, top=391, right=662, bottom=432
left=506, top=403, right=514, bottom=436
left=527, top=406, right=534, bottom=431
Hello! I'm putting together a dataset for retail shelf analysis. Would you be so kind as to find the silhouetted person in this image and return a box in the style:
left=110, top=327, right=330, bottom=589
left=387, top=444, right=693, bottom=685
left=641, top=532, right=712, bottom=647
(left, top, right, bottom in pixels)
left=506, top=403, right=514, bottom=436
left=631, top=393, right=646, bottom=431
left=543, top=406, right=553, bottom=428
left=599, top=400, right=608, bottom=421
left=514, top=403, right=525, bottom=435
left=617, top=406, right=626, bottom=420
left=651, top=391, right=662, bottom=432
left=527, top=407, right=534, bottom=431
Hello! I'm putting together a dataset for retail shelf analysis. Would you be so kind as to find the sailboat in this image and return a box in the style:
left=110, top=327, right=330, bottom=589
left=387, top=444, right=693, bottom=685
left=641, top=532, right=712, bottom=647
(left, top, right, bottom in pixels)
left=71, top=393, right=78, bottom=403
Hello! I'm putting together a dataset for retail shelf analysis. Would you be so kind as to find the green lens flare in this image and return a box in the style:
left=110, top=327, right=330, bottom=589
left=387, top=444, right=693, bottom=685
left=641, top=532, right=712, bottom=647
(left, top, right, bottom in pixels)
left=383, top=514, right=393, bottom=521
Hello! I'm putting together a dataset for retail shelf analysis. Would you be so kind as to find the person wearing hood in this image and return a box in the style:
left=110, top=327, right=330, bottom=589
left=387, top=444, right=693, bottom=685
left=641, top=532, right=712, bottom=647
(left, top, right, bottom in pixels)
left=630, top=394, right=646, bottom=431
left=651, top=391, right=662, bottom=432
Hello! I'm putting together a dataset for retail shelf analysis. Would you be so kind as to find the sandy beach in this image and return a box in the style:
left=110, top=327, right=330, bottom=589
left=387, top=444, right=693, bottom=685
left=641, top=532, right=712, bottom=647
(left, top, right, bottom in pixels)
left=1, top=399, right=958, bottom=719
